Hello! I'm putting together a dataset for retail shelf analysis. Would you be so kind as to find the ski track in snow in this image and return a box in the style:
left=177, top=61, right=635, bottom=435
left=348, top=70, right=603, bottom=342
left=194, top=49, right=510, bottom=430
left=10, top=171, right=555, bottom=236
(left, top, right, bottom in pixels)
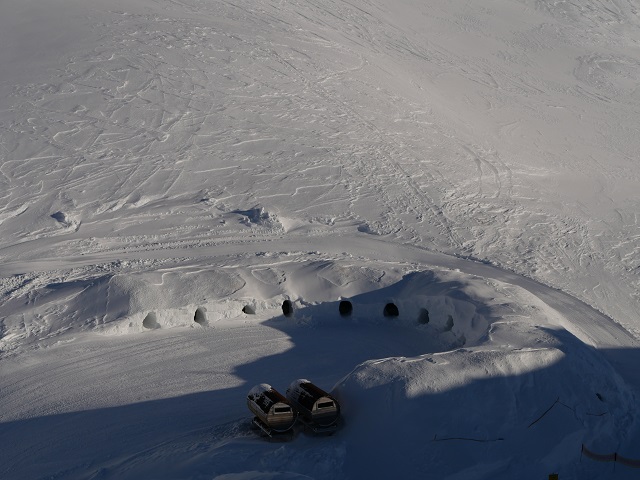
left=1, top=0, right=638, bottom=330
left=1, top=0, right=640, bottom=479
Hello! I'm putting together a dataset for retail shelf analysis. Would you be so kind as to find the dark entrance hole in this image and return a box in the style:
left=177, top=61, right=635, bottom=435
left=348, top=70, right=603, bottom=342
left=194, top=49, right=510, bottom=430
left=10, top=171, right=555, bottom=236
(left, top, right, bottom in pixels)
left=194, top=307, right=207, bottom=326
left=418, top=308, right=430, bottom=324
left=444, top=314, right=454, bottom=331
left=383, top=303, right=399, bottom=318
left=143, top=312, right=160, bottom=330
left=282, top=300, right=293, bottom=317
left=242, top=305, right=256, bottom=315
left=339, top=300, right=353, bottom=317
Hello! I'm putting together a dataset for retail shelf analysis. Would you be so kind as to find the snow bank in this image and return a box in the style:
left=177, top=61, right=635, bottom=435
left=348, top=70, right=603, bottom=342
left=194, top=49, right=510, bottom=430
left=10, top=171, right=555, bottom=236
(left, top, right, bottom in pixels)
left=334, top=323, right=636, bottom=479
left=1, top=259, right=637, bottom=479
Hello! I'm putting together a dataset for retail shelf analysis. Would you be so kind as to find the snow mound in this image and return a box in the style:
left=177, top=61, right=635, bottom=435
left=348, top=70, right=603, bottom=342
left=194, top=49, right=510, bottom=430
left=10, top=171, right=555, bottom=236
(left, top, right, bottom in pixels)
left=232, top=207, right=282, bottom=230
left=1, top=258, right=637, bottom=479
left=316, top=263, right=384, bottom=288
left=333, top=324, right=636, bottom=479
left=93, top=269, right=247, bottom=333
left=50, top=211, right=80, bottom=231
left=0, top=267, right=247, bottom=348
left=251, top=268, right=286, bottom=286
left=0, top=262, right=533, bottom=354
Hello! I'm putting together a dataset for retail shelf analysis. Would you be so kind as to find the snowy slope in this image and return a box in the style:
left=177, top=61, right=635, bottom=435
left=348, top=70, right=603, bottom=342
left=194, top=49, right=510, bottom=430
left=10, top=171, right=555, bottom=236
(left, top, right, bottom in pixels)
left=1, top=0, right=640, bottom=479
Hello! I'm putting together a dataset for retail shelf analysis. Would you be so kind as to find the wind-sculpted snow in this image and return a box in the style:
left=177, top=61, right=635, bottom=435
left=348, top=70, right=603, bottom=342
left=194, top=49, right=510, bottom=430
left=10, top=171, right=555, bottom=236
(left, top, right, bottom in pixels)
left=2, top=0, right=640, bottom=478
left=0, top=262, right=482, bottom=351
left=335, top=324, right=635, bottom=478
left=1, top=0, right=639, bottom=330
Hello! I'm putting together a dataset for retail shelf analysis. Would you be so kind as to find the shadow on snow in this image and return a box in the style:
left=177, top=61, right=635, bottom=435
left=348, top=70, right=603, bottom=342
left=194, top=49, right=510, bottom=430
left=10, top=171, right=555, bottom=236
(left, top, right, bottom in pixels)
left=1, top=274, right=640, bottom=480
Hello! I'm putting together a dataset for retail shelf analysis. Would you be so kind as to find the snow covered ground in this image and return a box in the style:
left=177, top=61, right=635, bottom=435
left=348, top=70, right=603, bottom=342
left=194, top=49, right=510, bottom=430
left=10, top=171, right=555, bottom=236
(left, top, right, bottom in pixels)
left=1, top=0, right=640, bottom=478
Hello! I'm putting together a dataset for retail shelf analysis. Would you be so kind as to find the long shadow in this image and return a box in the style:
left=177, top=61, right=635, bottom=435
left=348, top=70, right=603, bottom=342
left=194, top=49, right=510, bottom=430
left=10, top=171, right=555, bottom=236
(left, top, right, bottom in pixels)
left=331, top=327, right=640, bottom=480
left=231, top=271, right=495, bottom=390
left=1, top=274, right=639, bottom=480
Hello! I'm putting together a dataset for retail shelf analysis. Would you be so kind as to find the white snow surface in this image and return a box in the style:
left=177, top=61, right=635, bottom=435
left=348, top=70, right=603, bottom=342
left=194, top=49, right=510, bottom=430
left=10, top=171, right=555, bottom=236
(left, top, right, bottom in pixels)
left=1, top=0, right=640, bottom=479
